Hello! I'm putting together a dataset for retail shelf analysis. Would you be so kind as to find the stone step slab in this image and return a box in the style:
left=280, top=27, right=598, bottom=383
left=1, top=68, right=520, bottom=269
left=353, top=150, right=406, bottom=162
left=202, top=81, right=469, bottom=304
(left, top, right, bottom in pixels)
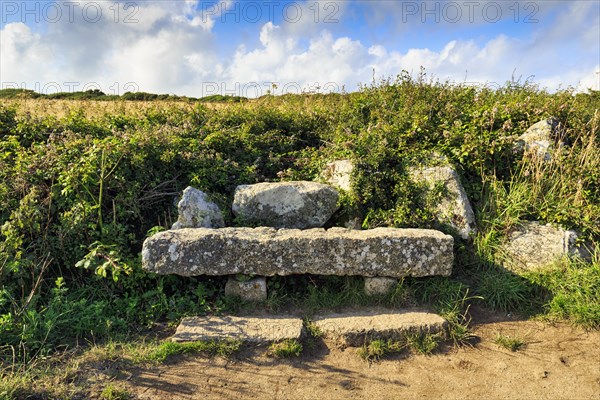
left=171, top=315, right=304, bottom=343
left=312, top=309, right=448, bottom=346
left=142, top=227, right=454, bottom=278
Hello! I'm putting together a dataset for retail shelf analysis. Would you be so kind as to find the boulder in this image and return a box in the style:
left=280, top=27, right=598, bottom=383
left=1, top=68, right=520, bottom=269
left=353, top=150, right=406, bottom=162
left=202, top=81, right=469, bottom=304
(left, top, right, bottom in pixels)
left=232, top=181, right=339, bottom=229
left=142, top=227, right=454, bottom=278
left=409, top=166, right=477, bottom=240
left=502, top=221, right=593, bottom=271
left=171, top=186, right=224, bottom=229
left=321, top=159, right=354, bottom=192
left=514, top=118, right=562, bottom=160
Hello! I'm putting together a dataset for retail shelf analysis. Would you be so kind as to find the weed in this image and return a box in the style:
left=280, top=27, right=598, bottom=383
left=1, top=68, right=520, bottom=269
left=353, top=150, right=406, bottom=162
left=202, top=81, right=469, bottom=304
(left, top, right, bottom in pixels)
left=357, top=339, right=405, bottom=362
left=268, top=339, right=303, bottom=358
left=304, top=319, right=323, bottom=338
left=100, top=383, right=132, bottom=400
left=493, top=333, right=525, bottom=352
left=406, top=332, right=441, bottom=355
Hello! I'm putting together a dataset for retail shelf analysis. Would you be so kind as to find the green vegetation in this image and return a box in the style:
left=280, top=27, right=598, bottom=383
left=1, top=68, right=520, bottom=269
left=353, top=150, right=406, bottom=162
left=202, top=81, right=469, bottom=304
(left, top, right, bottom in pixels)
left=358, top=331, right=441, bottom=361
left=141, top=340, right=241, bottom=363
left=304, top=319, right=323, bottom=338
left=493, top=333, right=526, bottom=352
left=0, top=88, right=247, bottom=102
left=476, top=268, right=533, bottom=312
left=268, top=339, right=303, bottom=358
left=0, top=73, right=598, bottom=397
left=100, top=383, right=132, bottom=400
left=525, top=257, right=600, bottom=328
left=358, top=338, right=405, bottom=361
left=406, top=332, right=442, bottom=355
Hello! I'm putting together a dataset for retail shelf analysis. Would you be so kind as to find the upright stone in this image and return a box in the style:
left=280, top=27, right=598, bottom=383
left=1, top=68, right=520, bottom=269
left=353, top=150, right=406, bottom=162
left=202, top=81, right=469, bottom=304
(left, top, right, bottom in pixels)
left=142, top=227, right=454, bottom=278
left=409, top=166, right=477, bottom=240
left=171, top=186, right=224, bottom=229
left=232, top=181, right=339, bottom=229
left=502, top=221, right=593, bottom=271
left=320, top=159, right=362, bottom=229
left=321, top=159, right=354, bottom=192
left=513, top=118, right=562, bottom=160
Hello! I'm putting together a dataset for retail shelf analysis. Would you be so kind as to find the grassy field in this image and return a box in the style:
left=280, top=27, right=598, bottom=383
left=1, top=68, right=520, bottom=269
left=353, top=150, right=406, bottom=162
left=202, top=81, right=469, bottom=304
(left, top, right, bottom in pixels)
left=0, top=75, right=599, bottom=398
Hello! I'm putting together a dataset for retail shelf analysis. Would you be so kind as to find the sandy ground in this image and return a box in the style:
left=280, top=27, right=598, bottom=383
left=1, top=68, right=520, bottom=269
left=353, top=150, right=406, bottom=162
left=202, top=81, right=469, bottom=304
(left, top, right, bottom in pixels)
left=123, top=310, right=600, bottom=400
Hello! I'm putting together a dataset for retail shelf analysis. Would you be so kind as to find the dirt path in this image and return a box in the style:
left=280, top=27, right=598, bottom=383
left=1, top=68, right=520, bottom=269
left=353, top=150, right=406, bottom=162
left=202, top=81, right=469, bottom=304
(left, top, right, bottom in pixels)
left=126, top=312, right=600, bottom=400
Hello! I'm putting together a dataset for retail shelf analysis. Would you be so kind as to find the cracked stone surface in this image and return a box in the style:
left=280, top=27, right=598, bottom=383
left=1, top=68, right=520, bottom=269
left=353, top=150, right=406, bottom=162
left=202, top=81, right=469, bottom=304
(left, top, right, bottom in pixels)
left=171, top=315, right=304, bottom=343
left=171, top=186, right=224, bottom=229
left=313, top=308, right=448, bottom=346
left=232, top=181, right=339, bottom=229
left=409, top=166, right=477, bottom=240
left=142, top=227, right=454, bottom=278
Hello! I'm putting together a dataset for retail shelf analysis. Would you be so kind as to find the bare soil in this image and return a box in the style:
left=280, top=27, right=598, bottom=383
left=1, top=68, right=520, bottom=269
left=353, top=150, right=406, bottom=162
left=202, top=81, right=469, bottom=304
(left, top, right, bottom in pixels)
left=124, top=309, right=600, bottom=400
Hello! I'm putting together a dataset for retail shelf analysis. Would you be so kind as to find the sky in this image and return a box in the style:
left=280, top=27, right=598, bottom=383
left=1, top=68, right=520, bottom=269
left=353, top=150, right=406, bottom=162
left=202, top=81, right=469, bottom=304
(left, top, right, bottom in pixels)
left=1, top=0, right=599, bottom=97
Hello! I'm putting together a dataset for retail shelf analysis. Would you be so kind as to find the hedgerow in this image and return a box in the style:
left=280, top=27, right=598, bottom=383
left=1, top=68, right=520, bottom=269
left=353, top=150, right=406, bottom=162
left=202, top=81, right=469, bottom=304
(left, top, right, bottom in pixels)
left=0, top=74, right=598, bottom=363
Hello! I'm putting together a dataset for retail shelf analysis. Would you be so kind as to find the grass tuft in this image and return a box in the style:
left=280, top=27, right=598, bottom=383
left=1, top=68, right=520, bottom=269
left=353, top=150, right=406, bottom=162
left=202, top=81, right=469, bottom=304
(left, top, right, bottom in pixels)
left=476, top=268, right=533, bottom=312
left=525, top=257, right=600, bottom=329
left=406, top=332, right=441, bottom=355
left=267, top=339, right=303, bottom=358
left=358, top=339, right=405, bottom=362
left=141, top=340, right=241, bottom=364
left=100, top=383, right=132, bottom=400
left=493, top=333, right=525, bottom=352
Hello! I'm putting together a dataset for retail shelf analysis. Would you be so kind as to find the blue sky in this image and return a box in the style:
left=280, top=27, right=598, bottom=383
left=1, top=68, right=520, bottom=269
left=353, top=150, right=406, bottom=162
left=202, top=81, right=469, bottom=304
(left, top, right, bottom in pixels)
left=1, top=1, right=598, bottom=96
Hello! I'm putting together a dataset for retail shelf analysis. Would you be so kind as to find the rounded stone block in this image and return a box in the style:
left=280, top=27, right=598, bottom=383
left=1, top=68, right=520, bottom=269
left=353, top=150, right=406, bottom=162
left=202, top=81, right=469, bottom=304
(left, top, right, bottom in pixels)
left=232, top=181, right=339, bottom=229
left=224, top=276, right=267, bottom=302
left=364, top=277, right=398, bottom=296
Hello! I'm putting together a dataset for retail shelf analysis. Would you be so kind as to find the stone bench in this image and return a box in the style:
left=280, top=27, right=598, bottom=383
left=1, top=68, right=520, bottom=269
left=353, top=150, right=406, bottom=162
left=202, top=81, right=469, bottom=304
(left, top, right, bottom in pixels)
left=142, top=227, right=453, bottom=300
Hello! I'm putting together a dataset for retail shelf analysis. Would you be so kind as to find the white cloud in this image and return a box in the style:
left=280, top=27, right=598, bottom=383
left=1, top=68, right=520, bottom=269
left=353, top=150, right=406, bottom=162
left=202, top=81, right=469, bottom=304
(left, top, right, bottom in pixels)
left=0, top=1, right=597, bottom=96
left=574, top=66, right=600, bottom=92
left=0, top=23, right=56, bottom=84
left=0, top=1, right=217, bottom=94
